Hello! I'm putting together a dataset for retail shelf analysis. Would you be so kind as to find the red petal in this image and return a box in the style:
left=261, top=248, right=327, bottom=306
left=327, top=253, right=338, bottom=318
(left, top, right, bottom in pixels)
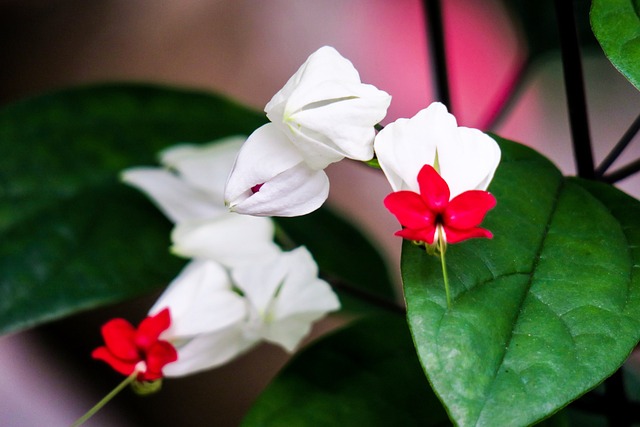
left=443, top=226, right=493, bottom=244
left=136, top=308, right=172, bottom=350
left=101, top=319, right=138, bottom=361
left=417, top=165, right=450, bottom=212
left=395, top=227, right=437, bottom=245
left=141, top=341, right=178, bottom=381
left=92, top=346, right=138, bottom=377
left=384, top=191, right=436, bottom=230
left=444, top=190, right=496, bottom=229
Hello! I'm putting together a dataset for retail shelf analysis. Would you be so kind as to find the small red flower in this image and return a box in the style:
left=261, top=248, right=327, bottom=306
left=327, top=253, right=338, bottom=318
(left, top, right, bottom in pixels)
left=384, top=164, right=496, bottom=245
left=92, top=308, right=178, bottom=381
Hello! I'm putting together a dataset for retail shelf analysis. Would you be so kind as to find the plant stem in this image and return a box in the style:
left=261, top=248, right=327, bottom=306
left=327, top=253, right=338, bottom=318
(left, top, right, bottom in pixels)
left=596, top=112, right=640, bottom=177
left=554, top=0, right=595, bottom=179
left=322, top=273, right=406, bottom=315
left=423, top=0, right=452, bottom=111
left=71, top=371, right=137, bottom=427
left=439, top=238, right=451, bottom=309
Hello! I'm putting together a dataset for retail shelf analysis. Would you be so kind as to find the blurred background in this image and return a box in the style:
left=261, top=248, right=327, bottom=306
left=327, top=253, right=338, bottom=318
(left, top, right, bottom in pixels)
left=1, top=0, right=639, bottom=425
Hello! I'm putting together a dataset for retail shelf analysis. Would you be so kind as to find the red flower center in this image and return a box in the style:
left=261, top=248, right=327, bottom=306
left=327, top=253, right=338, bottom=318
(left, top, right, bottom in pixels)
left=251, top=183, right=264, bottom=193
left=92, top=308, right=178, bottom=382
left=383, top=164, right=496, bottom=246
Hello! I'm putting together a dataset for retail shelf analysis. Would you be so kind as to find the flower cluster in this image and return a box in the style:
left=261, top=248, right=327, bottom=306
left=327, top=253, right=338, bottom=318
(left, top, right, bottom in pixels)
left=122, top=137, right=279, bottom=267
left=375, top=102, right=501, bottom=249
left=149, top=247, right=338, bottom=377
left=224, top=46, right=392, bottom=217
left=95, top=136, right=339, bottom=382
left=92, top=46, right=501, bottom=393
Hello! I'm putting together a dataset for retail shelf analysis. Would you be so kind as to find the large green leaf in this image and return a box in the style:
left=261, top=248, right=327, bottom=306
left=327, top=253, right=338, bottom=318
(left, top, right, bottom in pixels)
left=0, top=84, right=266, bottom=335
left=402, top=137, right=640, bottom=426
left=591, top=0, right=640, bottom=91
left=0, top=84, right=393, bottom=335
left=241, top=314, right=450, bottom=427
left=241, top=313, right=570, bottom=426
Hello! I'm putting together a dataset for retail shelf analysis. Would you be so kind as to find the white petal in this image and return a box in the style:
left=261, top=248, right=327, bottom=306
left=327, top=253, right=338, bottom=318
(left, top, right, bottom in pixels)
left=375, top=103, right=458, bottom=192
left=271, top=248, right=340, bottom=318
left=224, top=123, right=305, bottom=209
left=121, top=168, right=224, bottom=223
left=265, top=46, right=361, bottom=116
left=265, top=46, right=391, bottom=170
left=230, top=162, right=330, bottom=217
left=160, top=137, right=245, bottom=200
left=263, top=248, right=339, bottom=351
left=171, top=214, right=279, bottom=267
left=150, top=260, right=246, bottom=337
left=231, top=251, right=287, bottom=314
left=262, top=312, right=328, bottom=352
left=163, top=325, right=258, bottom=377
left=233, top=247, right=340, bottom=352
left=374, top=102, right=502, bottom=196
left=438, top=126, right=502, bottom=197
left=282, top=85, right=390, bottom=169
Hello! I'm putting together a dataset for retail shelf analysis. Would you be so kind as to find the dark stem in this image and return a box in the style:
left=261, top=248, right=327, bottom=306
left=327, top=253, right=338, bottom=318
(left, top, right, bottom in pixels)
left=554, top=0, right=595, bottom=179
left=603, top=157, right=640, bottom=183
left=423, top=0, right=452, bottom=111
left=322, top=273, right=406, bottom=315
left=596, top=112, right=640, bottom=177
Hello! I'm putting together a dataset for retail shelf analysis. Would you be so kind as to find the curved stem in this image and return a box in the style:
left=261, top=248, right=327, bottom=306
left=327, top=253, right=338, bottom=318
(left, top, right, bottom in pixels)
left=71, top=371, right=137, bottom=427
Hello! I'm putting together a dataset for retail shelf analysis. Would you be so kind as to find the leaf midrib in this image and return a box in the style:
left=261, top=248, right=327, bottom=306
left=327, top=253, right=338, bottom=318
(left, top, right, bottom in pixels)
left=472, top=179, right=566, bottom=426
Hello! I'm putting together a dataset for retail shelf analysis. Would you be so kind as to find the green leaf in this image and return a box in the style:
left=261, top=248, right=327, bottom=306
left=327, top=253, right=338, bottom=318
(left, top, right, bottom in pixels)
left=591, top=0, right=640, bottom=91
left=402, top=136, right=640, bottom=426
left=0, top=84, right=266, bottom=335
left=242, top=314, right=450, bottom=427
left=0, top=83, right=393, bottom=335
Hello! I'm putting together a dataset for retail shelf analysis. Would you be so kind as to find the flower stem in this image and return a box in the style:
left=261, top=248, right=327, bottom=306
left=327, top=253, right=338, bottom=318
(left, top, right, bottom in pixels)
left=438, top=237, right=451, bottom=309
left=71, top=371, right=137, bottom=427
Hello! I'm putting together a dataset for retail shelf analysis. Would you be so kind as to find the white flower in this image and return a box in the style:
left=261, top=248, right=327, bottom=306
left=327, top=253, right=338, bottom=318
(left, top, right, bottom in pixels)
left=121, top=137, right=280, bottom=265
left=149, top=260, right=251, bottom=377
left=148, top=247, right=340, bottom=377
left=224, top=123, right=330, bottom=217
left=232, top=246, right=341, bottom=351
left=265, top=46, right=392, bottom=170
left=224, top=46, right=391, bottom=217
left=374, top=102, right=501, bottom=198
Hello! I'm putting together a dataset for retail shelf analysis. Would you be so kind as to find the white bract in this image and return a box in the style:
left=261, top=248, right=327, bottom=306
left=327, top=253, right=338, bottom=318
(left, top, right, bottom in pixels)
left=149, top=260, right=250, bottom=377
left=149, top=247, right=340, bottom=377
left=224, top=123, right=330, bottom=216
left=232, top=245, right=340, bottom=352
left=224, top=45, right=391, bottom=217
left=265, top=45, right=392, bottom=170
left=121, top=137, right=280, bottom=265
left=374, top=102, right=501, bottom=198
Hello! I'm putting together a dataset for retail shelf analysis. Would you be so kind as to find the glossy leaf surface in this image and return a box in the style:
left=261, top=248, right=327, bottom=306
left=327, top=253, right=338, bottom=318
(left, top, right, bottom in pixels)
left=591, top=0, right=640, bottom=91
left=242, top=314, right=449, bottom=426
left=402, top=137, right=640, bottom=426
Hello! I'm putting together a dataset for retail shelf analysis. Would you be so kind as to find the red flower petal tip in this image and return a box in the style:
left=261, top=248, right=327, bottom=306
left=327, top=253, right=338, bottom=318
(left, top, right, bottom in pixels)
left=384, top=164, right=496, bottom=246
left=93, top=308, right=178, bottom=382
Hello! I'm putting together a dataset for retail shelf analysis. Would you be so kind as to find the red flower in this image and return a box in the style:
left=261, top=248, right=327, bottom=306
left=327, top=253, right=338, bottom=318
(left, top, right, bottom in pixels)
left=92, top=308, right=178, bottom=381
left=384, top=164, right=496, bottom=245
